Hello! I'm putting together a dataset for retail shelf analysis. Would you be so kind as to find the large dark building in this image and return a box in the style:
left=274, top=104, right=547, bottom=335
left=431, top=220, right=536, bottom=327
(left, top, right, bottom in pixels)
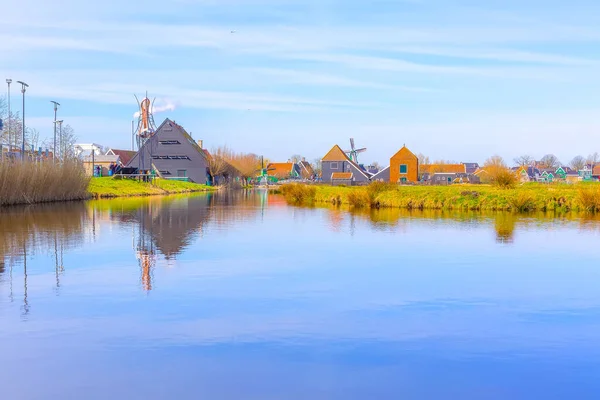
left=127, top=118, right=209, bottom=184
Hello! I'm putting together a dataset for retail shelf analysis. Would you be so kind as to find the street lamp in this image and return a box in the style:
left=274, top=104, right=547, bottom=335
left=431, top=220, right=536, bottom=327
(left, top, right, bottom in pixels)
left=5, top=79, right=11, bottom=153
left=16, top=81, right=28, bottom=160
left=50, top=101, right=60, bottom=163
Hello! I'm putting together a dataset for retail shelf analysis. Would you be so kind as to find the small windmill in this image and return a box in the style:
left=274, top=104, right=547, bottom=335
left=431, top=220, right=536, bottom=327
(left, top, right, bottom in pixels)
left=256, top=156, right=276, bottom=185
left=345, top=138, right=367, bottom=164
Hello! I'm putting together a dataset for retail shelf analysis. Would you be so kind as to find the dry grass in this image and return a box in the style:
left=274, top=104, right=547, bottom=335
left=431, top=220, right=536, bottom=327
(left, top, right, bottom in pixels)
left=280, top=183, right=317, bottom=204
left=0, top=160, right=91, bottom=207
left=281, top=182, right=600, bottom=212
left=578, top=185, right=600, bottom=212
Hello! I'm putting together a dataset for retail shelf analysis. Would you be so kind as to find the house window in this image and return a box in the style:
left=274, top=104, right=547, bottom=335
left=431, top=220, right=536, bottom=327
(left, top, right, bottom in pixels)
left=400, top=164, right=408, bottom=174
left=177, top=170, right=187, bottom=177
left=330, top=162, right=339, bottom=170
left=159, top=140, right=180, bottom=145
left=152, top=155, right=190, bottom=160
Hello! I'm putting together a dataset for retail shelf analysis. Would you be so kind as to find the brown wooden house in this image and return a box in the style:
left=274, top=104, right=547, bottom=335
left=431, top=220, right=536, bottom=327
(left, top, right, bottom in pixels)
left=390, top=146, right=419, bottom=183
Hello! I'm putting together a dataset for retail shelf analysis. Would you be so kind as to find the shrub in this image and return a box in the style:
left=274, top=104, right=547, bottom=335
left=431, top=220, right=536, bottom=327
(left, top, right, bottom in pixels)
left=493, top=168, right=518, bottom=189
left=510, top=192, right=535, bottom=211
left=347, top=189, right=371, bottom=208
left=578, top=186, right=600, bottom=212
left=280, top=183, right=316, bottom=204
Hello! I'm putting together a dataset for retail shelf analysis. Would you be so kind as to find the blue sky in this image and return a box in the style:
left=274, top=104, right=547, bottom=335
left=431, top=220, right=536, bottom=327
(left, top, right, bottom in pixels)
left=2, top=0, right=600, bottom=165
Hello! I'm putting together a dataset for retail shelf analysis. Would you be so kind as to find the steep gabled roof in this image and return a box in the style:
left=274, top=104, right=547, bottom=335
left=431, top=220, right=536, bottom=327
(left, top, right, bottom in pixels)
left=322, top=145, right=349, bottom=162
left=322, top=144, right=371, bottom=179
left=267, top=162, right=295, bottom=177
left=298, top=160, right=314, bottom=176
left=106, top=149, right=136, bottom=165
left=391, top=146, right=417, bottom=160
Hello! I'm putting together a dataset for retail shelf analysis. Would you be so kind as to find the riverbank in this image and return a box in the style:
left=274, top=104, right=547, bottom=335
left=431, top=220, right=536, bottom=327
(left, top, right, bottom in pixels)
left=88, top=177, right=215, bottom=198
left=280, top=183, right=600, bottom=212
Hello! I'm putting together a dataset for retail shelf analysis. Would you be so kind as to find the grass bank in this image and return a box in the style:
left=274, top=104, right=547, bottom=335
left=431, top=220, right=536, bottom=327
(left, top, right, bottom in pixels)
left=280, top=182, right=600, bottom=212
left=88, top=177, right=215, bottom=198
left=0, top=161, right=90, bottom=207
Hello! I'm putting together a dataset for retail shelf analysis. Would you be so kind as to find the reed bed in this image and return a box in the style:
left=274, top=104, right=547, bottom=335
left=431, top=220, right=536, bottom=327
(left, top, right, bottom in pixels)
left=0, top=160, right=90, bottom=207
left=280, top=182, right=600, bottom=212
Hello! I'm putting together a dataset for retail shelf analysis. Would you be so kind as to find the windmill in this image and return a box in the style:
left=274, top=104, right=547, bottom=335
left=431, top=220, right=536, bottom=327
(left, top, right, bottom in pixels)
left=256, top=156, right=276, bottom=185
left=345, top=138, right=366, bottom=164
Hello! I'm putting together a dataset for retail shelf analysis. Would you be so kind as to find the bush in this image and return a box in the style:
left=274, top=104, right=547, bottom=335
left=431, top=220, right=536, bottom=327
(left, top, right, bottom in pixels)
left=510, top=192, right=535, bottom=211
left=347, top=189, right=371, bottom=208
left=493, top=168, right=517, bottom=189
left=578, top=186, right=600, bottom=212
left=280, top=183, right=316, bottom=204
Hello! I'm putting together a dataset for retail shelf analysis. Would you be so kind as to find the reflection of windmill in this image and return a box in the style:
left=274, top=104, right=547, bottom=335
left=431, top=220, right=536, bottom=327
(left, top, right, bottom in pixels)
left=344, top=138, right=366, bottom=164
left=134, top=206, right=156, bottom=291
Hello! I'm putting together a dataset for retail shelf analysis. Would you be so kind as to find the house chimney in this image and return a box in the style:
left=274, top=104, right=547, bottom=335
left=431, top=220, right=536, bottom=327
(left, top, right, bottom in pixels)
left=197, top=140, right=203, bottom=149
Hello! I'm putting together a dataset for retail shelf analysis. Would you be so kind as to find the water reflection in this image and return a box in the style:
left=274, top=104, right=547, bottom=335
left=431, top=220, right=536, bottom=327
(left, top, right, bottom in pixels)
left=1, top=193, right=600, bottom=298
left=2, top=192, right=600, bottom=399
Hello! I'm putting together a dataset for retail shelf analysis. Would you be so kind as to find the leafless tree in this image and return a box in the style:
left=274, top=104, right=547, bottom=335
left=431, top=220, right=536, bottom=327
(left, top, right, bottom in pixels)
left=311, top=158, right=322, bottom=178
left=207, top=146, right=230, bottom=185
left=289, top=154, right=302, bottom=163
left=513, top=155, right=533, bottom=167
left=539, top=154, right=560, bottom=169
left=587, top=152, right=600, bottom=166
left=570, top=155, right=586, bottom=171
left=59, top=124, right=77, bottom=159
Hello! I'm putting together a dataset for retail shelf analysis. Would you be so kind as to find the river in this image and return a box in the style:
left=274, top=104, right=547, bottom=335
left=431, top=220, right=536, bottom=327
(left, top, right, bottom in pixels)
left=1, top=191, right=600, bottom=399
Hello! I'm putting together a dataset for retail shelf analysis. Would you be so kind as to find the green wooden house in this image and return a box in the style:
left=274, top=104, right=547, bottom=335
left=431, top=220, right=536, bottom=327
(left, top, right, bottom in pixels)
left=554, top=167, right=567, bottom=180
left=540, top=170, right=554, bottom=183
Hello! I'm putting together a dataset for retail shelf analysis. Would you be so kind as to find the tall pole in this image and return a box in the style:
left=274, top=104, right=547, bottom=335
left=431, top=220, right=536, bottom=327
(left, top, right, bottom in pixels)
left=56, top=120, right=63, bottom=161
left=16, top=81, right=28, bottom=161
left=5, top=79, right=11, bottom=153
left=51, top=101, right=60, bottom=163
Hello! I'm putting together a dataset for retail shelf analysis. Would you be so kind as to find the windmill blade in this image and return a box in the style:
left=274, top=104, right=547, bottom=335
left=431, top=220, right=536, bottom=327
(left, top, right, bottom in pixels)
left=355, top=148, right=367, bottom=153
left=350, top=138, right=355, bottom=151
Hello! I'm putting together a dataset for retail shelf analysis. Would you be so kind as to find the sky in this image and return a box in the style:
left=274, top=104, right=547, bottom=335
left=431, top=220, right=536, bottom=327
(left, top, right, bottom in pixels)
left=1, top=0, right=600, bottom=165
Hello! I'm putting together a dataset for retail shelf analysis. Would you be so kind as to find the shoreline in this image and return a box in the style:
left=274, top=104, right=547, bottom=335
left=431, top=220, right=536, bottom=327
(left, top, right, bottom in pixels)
left=0, top=177, right=217, bottom=208
left=278, top=183, right=600, bottom=213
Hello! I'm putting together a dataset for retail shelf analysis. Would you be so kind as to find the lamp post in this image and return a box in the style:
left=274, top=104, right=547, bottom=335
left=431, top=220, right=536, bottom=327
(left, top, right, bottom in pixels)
left=50, top=101, right=60, bottom=163
left=16, top=81, right=28, bottom=161
left=5, top=79, right=11, bottom=153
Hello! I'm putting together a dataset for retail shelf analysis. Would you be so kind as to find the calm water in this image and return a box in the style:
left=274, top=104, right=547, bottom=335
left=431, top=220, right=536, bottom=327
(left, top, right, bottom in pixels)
left=1, top=192, right=600, bottom=399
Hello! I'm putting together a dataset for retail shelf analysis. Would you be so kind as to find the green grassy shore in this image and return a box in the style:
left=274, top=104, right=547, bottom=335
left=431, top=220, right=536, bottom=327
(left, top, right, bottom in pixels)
left=88, top=177, right=215, bottom=199
left=280, top=182, right=600, bottom=212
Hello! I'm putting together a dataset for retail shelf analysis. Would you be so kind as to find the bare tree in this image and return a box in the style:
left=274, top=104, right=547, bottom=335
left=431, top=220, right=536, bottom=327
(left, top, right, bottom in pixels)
left=289, top=154, right=302, bottom=163
left=587, top=152, right=600, bottom=166
left=26, top=128, right=41, bottom=152
left=207, top=146, right=230, bottom=186
left=417, top=153, right=430, bottom=166
left=228, top=152, right=260, bottom=184
left=539, top=154, right=560, bottom=169
left=311, top=158, right=322, bottom=178
left=570, top=155, right=586, bottom=171
left=514, top=155, right=533, bottom=167
left=59, top=124, right=78, bottom=159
